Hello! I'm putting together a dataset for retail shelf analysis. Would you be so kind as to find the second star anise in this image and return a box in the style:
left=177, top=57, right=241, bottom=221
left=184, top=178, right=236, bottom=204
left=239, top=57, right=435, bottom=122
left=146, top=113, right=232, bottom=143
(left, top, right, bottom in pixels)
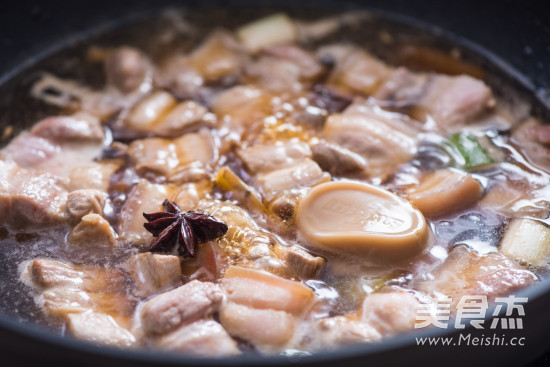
left=143, top=200, right=228, bottom=257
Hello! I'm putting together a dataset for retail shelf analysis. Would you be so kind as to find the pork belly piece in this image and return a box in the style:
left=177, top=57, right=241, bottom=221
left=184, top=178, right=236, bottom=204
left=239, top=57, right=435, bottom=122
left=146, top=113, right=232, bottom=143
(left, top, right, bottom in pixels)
left=140, top=280, right=223, bottom=335
left=322, top=45, right=391, bottom=96
left=324, top=102, right=421, bottom=180
left=238, top=140, right=312, bottom=174
left=127, top=130, right=216, bottom=182
left=0, top=160, right=68, bottom=227
left=375, top=68, right=495, bottom=130
left=105, top=46, right=153, bottom=94
left=117, top=179, right=171, bottom=246
left=67, top=213, right=118, bottom=249
left=374, top=67, right=431, bottom=109
left=511, top=118, right=550, bottom=172
left=30, top=113, right=104, bottom=143
left=122, top=90, right=210, bottom=138
left=1, top=115, right=105, bottom=177
left=245, top=45, right=323, bottom=92
left=40, top=287, right=132, bottom=320
left=66, top=189, right=106, bottom=222
left=67, top=311, right=136, bottom=347
left=22, top=258, right=134, bottom=335
left=221, top=266, right=315, bottom=315
left=308, top=315, right=381, bottom=350
left=361, top=291, right=419, bottom=336
left=68, top=160, right=123, bottom=192
left=126, top=253, right=181, bottom=298
left=411, top=245, right=537, bottom=308
left=25, top=258, right=126, bottom=293
left=415, top=74, right=495, bottom=129
left=219, top=302, right=295, bottom=350
left=154, top=319, right=240, bottom=356
left=256, top=158, right=330, bottom=195
left=281, top=245, right=326, bottom=279
left=310, top=141, right=367, bottom=175
left=155, top=31, right=244, bottom=100
left=211, top=85, right=273, bottom=133
left=186, top=30, right=245, bottom=82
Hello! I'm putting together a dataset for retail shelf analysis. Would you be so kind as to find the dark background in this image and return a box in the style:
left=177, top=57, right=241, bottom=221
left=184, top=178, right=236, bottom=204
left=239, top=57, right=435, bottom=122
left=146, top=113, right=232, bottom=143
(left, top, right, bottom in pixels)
left=0, top=1, right=549, bottom=366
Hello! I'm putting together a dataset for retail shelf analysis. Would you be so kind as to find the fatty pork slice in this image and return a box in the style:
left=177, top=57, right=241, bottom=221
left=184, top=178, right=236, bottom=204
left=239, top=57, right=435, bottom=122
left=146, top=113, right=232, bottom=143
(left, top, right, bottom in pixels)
left=237, top=140, right=312, bottom=174
left=126, top=253, right=182, bottom=298
left=360, top=291, right=420, bottom=336
left=0, top=160, right=68, bottom=227
left=68, top=312, right=136, bottom=348
left=127, top=130, right=216, bottom=183
left=156, top=30, right=245, bottom=100
left=411, top=245, right=537, bottom=309
left=375, top=68, right=495, bottom=131
left=123, top=90, right=210, bottom=138
left=118, top=180, right=208, bottom=247
left=105, top=46, right=153, bottom=94
left=220, top=266, right=315, bottom=351
left=117, top=179, right=171, bottom=247
left=21, top=258, right=136, bottom=347
left=321, top=45, right=392, bottom=96
left=139, top=280, right=223, bottom=335
left=324, top=102, right=421, bottom=180
left=307, top=315, right=381, bottom=351
left=154, top=319, right=240, bottom=356
left=1, top=114, right=105, bottom=177
left=245, top=45, right=324, bottom=93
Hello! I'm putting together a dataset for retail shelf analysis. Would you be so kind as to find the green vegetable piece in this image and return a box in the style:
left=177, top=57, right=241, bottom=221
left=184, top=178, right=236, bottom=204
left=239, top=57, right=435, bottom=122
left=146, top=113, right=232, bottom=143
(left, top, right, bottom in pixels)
left=446, top=132, right=494, bottom=170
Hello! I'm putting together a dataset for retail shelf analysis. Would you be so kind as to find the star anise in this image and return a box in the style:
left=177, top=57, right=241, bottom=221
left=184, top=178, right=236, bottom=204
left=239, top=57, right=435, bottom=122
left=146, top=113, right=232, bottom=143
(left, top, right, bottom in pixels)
left=143, top=200, right=228, bottom=257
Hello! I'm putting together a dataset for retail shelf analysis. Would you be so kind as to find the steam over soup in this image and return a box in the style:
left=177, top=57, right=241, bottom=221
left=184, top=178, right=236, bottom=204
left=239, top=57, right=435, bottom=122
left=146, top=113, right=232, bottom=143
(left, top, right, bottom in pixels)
left=2, top=11, right=550, bottom=357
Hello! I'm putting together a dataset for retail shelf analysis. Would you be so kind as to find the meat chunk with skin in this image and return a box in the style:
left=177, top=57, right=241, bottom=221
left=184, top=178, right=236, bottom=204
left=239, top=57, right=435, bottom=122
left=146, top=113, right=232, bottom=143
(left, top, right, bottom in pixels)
left=245, top=46, right=323, bottom=93
left=139, top=280, right=224, bottom=335
left=256, top=158, right=330, bottom=195
left=117, top=179, right=171, bottom=246
left=211, top=85, right=273, bottom=133
left=310, top=141, right=367, bottom=175
left=221, top=266, right=315, bottom=314
left=324, top=46, right=391, bottom=96
left=219, top=302, right=295, bottom=351
left=40, top=287, right=132, bottom=320
left=281, top=245, right=326, bottom=279
left=68, top=311, right=136, bottom=347
left=154, top=319, right=240, bottom=356
left=127, top=130, right=216, bottom=182
left=374, top=67, right=430, bottom=110
left=308, top=315, right=381, bottom=350
left=66, top=189, right=106, bottom=221
left=123, top=90, right=210, bottom=138
left=0, top=160, right=68, bottom=227
left=126, top=253, right=181, bottom=297
left=68, top=160, right=123, bottom=192
left=186, top=30, right=245, bottom=82
left=67, top=213, right=118, bottom=249
left=21, top=258, right=134, bottom=333
left=324, top=102, right=421, bottom=180
left=238, top=140, right=312, bottom=174
left=414, top=74, right=495, bottom=129
left=361, top=291, right=420, bottom=336
left=411, top=245, right=538, bottom=308
left=105, top=46, right=152, bottom=94
left=1, top=115, right=105, bottom=177
left=30, top=114, right=104, bottom=142
left=24, top=258, right=126, bottom=293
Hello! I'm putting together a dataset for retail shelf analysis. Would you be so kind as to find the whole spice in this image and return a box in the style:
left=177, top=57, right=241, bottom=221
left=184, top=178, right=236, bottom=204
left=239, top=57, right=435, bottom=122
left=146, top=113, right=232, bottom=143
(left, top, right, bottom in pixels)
left=143, top=200, right=228, bottom=257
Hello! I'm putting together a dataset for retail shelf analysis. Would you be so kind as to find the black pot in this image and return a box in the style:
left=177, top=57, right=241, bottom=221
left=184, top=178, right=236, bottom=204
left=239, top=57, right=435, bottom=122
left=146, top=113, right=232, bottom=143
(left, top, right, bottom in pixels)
left=0, top=1, right=549, bottom=366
